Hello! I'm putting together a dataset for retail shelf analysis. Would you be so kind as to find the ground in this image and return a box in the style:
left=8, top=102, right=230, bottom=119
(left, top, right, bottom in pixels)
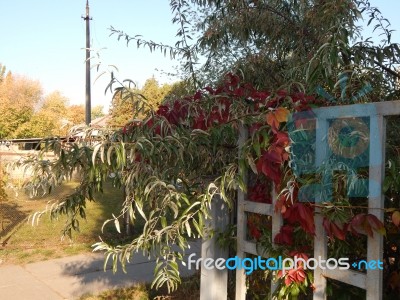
left=0, top=180, right=125, bottom=265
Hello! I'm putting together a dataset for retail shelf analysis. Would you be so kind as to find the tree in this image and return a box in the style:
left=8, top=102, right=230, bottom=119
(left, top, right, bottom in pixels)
left=190, top=0, right=400, bottom=101
left=0, top=64, right=6, bottom=83
left=112, top=0, right=400, bottom=102
left=15, top=112, right=57, bottom=138
left=0, top=66, right=88, bottom=138
left=108, top=77, right=173, bottom=127
left=141, top=77, right=172, bottom=109
left=14, top=91, right=69, bottom=137
left=40, top=91, right=68, bottom=116
left=108, top=91, right=135, bottom=127
left=91, top=105, right=105, bottom=120
left=66, top=105, right=85, bottom=126
left=163, top=80, right=196, bottom=103
left=0, top=72, right=42, bottom=138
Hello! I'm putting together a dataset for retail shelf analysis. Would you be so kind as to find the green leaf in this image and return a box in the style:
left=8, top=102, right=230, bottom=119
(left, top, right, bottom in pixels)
left=185, top=221, right=191, bottom=237
left=113, top=215, right=121, bottom=233
left=383, top=176, right=393, bottom=193
left=161, top=216, right=167, bottom=228
left=107, top=145, right=115, bottom=165
left=247, top=154, right=258, bottom=174
left=135, top=203, right=147, bottom=221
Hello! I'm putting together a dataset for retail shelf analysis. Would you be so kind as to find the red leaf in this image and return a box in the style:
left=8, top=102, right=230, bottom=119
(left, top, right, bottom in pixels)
left=275, top=107, right=290, bottom=122
left=193, top=90, right=202, bottom=100
left=323, top=218, right=332, bottom=238
left=274, top=225, right=294, bottom=245
left=282, top=206, right=294, bottom=223
left=251, top=227, right=261, bottom=240
left=248, top=181, right=272, bottom=203
left=266, top=112, right=279, bottom=130
left=294, top=267, right=306, bottom=283
left=297, top=203, right=310, bottom=222
left=275, top=193, right=289, bottom=214
left=283, top=267, right=306, bottom=286
left=274, top=131, right=290, bottom=147
left=351, top=213, right=365, bottom=227
left=348, top=214, right=375, bottom=237
left=284, top=275, right=292, bottom=286
left=263, top=150, right=283, bottom=164
left=193, top=113, right=207, bottom=130
left=256, top=151, right=282, bottom=186
left=204, top=86, right=214, bottom=94
left=249, top=123, right=262, bottom=135
left=366, top=214, right=386, bottom=236
left=284, top=203, right=315, bottom=234
left=156, top=105, right=170, bottom=117
left=323, top=218, right=345, bottom=240
left=330, top=221, right=346, bottom=241
left=289, top=251, right=309, bottom=264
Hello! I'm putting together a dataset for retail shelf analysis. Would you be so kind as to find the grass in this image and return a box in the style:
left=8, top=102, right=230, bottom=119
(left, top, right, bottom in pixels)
left=79, top=274, right=201, bottom=300
left=1, top=180, right=202, bottom=299
left=0, top=180, right=128, bottom=265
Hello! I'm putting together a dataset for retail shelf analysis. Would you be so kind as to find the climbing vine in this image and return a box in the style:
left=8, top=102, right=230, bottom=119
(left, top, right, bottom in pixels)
left=18, top=73, right=397, bottom=298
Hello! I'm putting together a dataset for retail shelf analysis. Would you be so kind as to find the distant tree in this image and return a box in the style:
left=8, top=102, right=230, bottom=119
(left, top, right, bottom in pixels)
left=108, top=77, right=173, bottom=127
left=0, top=64, right=6, bottom=83
left=66, top=105, right=85, bottom=126
left=163, top=79, right=196, bottom=104
left=0, top=67, right=90, bottom=138
left=40, top=91, right=68, bottom=116
left=14, top=91, right=69, bottom=137
left=0, top=73, right=42, bottom=138
left=141, top=77, right=172, bottom=109
left=15, top=112, right=56, bottom=138
left=91, top=105, right=105, bottom=120
left=108, top=91, right=134, bottom=128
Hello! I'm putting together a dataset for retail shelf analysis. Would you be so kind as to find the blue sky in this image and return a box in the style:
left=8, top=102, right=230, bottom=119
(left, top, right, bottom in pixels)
left=1, top=1, right=400, bottom=112
left=0, top=0, right=179, bottom=110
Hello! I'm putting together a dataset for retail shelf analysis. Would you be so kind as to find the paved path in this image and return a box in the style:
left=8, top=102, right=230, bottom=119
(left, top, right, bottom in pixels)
left=0, top=240, right=201, bottom=300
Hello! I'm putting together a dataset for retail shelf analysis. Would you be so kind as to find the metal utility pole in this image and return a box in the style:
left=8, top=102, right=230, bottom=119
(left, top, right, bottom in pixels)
left=82, top=0, right=92, bottom=125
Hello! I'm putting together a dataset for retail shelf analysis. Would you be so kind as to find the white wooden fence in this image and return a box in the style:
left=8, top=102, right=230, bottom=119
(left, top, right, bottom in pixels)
left=231, top=100, right=400, bottom=299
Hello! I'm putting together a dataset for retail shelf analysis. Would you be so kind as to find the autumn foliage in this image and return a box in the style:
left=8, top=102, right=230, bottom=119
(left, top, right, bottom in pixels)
left=125, top=73, right=386, bottom=239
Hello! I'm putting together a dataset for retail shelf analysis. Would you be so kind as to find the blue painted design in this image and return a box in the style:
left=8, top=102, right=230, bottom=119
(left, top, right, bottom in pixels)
left=288, top=80, right=383, bottom=203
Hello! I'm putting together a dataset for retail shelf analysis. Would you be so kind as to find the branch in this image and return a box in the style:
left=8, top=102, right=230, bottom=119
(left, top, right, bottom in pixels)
left=373, top=59, right=400, bottom=79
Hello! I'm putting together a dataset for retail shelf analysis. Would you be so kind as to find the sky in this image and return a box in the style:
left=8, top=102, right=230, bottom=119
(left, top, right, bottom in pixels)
left=0, top=0, right=180, bottom=111
left=1, top=1, right=400, bottom=113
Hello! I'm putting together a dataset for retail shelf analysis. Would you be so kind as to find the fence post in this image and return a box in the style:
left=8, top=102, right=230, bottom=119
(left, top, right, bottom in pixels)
left=366, top=115, right=385, bottom=300
left=200, top=194, right=229, bottom=300
left=313, top=117, right=328, bottom=300
left=235, top=126, right=248, bottom=300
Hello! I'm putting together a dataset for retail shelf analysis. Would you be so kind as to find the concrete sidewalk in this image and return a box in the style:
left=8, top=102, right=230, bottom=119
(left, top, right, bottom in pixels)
left=0, top=240, right=201, bottom=300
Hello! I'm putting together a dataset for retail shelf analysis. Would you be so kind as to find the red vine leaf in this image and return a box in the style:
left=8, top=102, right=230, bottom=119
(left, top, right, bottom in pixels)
left=322, top=218, right=346, bottom=240
left=367, top=214, right=386, bottom=236
left=266, top=107, right=290, bottom=132
left=283, top=203, right=315, bottom=234
left=280, top=267, right=307, bottom=286
left=347, top=213, right=386, bottom=237
left=274, top=225, right=294, bottom=245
